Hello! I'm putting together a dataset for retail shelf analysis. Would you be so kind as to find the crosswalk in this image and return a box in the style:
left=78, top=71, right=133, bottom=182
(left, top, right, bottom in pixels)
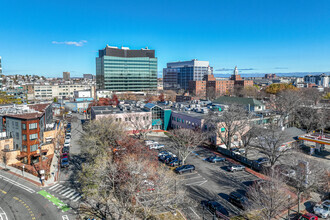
left=47, top=184, right=82, bottom=202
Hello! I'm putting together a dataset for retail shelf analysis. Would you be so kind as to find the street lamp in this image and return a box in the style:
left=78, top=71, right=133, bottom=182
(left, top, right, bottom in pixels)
left=22, top=165, right=25, bottom=177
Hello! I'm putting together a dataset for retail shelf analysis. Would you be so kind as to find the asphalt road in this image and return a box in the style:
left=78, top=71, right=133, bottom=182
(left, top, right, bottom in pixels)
left=149, top=136, right=260, bottom=219
left=0, top=169, right=75, bottom=220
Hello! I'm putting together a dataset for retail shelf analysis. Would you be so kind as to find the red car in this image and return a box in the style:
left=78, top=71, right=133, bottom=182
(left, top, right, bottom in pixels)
left=61, top=153, right=69, bottom=158
left=299, top=213, right=318, bottom=220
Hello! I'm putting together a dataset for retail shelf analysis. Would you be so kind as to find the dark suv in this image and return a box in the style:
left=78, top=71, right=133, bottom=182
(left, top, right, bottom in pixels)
left=174, top=165, right=195, bottom=174
left=229, top=192, right=247, bottom=209
left=201, top=200, right=229, bottom=218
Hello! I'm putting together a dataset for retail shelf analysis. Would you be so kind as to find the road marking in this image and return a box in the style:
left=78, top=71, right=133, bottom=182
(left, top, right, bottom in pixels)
left=0, top=174, right=35, bottom=193
left=49, top=184, right=59, bottom=190
left=38, top=190, right=71, bottom=212
left=185, top=180, right=208, bottom=186
left=65, top=190, right=76, bottom=198
left=0, top=207, right=8, bottom=220
left=12, top=197, right=36, bottom=219
left=189, top=207, right=200, bottom=219
left=54, top=185, right=65, bottom=192
left=72, top=195, right=82, bottom=202
left=183, top=176, right=203, bottom=181
left=69, top=192, right=80, bottom=200
left=0, top=189, right=6, bottom=194
left=62, top=215, right=69, bottom=220
left=62, top=189, right=75, bottom=196
left=59, top=188, right=71, bottom=194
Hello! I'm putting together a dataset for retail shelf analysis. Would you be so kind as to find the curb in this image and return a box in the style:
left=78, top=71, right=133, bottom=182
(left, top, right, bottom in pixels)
left=0, top=167, right=42, bottom=187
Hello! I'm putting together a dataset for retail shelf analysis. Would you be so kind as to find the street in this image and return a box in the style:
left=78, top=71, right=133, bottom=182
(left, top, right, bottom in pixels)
left=0, top=168, right=76, bottom=220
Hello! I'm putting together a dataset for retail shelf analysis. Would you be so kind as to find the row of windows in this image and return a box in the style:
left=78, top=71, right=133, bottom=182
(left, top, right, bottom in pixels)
left=22, top=133, right=38, bottom=141
left=115, top=116, right=150, bottom=122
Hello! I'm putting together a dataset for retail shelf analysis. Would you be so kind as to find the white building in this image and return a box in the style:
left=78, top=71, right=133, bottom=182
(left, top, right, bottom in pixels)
left=32, top=84, right=95, bottom=100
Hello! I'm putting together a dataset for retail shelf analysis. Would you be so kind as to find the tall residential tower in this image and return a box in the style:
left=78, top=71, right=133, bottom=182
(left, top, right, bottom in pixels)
left=96, top=45, right=157, bottom=92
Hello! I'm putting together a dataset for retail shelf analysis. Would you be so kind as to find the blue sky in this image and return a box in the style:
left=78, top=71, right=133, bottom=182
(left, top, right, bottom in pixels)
left=1, top=0, right=330, bottom=77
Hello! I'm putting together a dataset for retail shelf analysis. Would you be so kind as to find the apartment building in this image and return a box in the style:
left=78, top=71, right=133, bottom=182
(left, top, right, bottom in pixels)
left=0, top=103, right=53, bottom=164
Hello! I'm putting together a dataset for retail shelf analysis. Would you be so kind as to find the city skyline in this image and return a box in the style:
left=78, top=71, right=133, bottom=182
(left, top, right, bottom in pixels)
left=1, top=0, right=330, bottom=77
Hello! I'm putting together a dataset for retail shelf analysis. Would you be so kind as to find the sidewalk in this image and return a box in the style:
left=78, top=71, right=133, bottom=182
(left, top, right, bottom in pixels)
left=0, top=153, right=59, bottom=187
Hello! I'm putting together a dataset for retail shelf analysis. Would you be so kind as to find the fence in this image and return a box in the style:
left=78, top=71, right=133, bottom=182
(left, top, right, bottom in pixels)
left=216, top=147, right=264, bottom=171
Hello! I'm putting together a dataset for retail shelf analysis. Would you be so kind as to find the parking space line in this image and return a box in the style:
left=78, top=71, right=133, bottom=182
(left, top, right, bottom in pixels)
left=185, top=180, right=207, bottom=186
left=0, top=207, right=8, bottom=220
left=189, top=207, right=200, bottom=219
left=183, top=176, right=203, bottom=181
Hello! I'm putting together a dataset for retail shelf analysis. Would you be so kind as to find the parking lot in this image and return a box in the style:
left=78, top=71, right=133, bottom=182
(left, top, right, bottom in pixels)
left=149, top=136, right=260, bottom=219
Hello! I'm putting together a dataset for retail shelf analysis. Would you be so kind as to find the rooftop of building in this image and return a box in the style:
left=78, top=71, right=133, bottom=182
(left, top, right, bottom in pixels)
left=213, top=96, right=264, bottom=106
left=99, top=45, right=155, bottom=58
left=91, top=105, right=147, bottom=115
left=0, top=103, right=51, bottom=119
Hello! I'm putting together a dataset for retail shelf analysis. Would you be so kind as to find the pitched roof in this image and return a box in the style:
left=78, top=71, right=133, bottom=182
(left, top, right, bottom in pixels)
left=213, top=96, right=263, bottom=106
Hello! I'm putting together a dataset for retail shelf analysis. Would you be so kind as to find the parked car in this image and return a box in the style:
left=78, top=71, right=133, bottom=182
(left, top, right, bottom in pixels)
left=298, top=213, right=318, bottom=220
left=158, top=151, right=169, bottom=157
left=313, top=200, right=330, bottom=219
left=64, top=142, right=70, bottom=148
left=149, top=144, right=165, bottom=150
left=61, top=153, right=69, bottom=158
left=62, top=146, right=70, bottom=153
left=231, top=148, right=246, bottom=155
left=65, top=138, right=71, bottom=143
left=168, top=158, right=182, bottom=167
left=228, top=164, right=245, bottom=172
left=166, top=156, right=178, bottom=164
left=145, top=140, right=154, bottom=145
left=61, top=157, right=69, bottom=168
left=165, top=155, right=177, bottom=164
left=255, top=157, right=269, bottom=165
left=205, top=155, right=226, bottom=163
left=174, top=165, right=195, bottom=174
left=201, top=200, right=229, bottom=217
left=229, top=192, right=247, bottom=209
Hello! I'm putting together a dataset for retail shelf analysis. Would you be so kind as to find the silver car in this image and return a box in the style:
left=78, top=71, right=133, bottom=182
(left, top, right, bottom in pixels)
left=313, top=200, right=330, bottom=218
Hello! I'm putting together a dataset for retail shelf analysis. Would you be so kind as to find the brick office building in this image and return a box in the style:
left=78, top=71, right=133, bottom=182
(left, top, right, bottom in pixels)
left=189, top=66, right=253, bottom=97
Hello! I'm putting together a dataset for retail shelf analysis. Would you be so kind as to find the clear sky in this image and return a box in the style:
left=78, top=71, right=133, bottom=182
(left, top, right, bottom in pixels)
left=1, top=0, right=330, bottom=77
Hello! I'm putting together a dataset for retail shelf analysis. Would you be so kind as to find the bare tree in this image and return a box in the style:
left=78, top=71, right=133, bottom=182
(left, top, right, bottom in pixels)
left=127, top=113, right=152, bottom=140
left=246, top=170, right=290, bottom=220
left=253, top=125, right=292, bottom=168
left=168, top=129, right=205, bottom=165
left=287, top=154, right=328, bottom=213
left=206, top=86, right=216, bottom=100
left=240, top=125, right=259, bottom=158
left=78, top=117, right=184, bottom=219
left=207, top=105, right=250, bottom=150
left=270, top=90, right=302, bottom=127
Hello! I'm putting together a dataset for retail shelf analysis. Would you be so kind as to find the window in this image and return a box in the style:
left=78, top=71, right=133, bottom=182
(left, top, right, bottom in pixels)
left=15, top=132, right=19, bottom=139
left=119, top=118, right=122, bottom=122
left=146, top=116, right=149, bottom=120
left=23, top=135, right=27, bottom=140
left=15, top=122, right=18, bottom=128
left=22, top=123, right=26, bottom=130
left=116, top=118, right=118, bottom=122
left=30, top=144, right=38, bottom=152
left=29, top=123, right=38, bottom=130
left=125, top=118, right=128, bottom=122
left=22, top=145, right=27, bottom=152
left=136, top=117, right=139, bottom=121
left=29, top=133, right=38, bottom=140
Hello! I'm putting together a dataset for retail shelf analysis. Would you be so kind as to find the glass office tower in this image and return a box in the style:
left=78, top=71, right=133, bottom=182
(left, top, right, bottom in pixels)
left=96, top=45, right=157, bottom=92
